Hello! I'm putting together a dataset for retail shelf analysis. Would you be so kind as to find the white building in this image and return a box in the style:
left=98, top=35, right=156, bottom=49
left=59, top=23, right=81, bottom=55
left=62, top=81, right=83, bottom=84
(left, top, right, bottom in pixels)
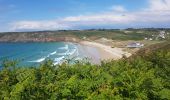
left=159, top=31, right=165, bottom=39
left=149, top=38, right=153, bottom=41
left=127, top=42, right=144, bottom=48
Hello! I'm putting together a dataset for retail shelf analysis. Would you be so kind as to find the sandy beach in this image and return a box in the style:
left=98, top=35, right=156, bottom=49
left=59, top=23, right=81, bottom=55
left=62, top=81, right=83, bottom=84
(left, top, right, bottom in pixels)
left=79, top=41, right=131, bottom=63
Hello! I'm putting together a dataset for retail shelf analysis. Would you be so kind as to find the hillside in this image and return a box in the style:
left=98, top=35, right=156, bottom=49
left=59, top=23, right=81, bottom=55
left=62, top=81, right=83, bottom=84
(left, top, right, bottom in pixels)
left=0, top=42, right=170, bottom=99
left=130, top=41, right=170, bottom=58
left=0, top=28, right=170, bottom=42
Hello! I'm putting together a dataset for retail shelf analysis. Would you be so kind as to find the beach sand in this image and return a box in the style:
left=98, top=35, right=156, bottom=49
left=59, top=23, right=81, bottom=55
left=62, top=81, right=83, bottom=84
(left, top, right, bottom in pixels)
left=79, top=41, right=131, bottom=64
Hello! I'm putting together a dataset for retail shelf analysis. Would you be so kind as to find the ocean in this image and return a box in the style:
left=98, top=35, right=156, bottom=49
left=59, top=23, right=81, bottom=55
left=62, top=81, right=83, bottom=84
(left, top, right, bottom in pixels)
left=0, top=42, right=101, bottom=67
left=0, top=42, right=82, bottom=67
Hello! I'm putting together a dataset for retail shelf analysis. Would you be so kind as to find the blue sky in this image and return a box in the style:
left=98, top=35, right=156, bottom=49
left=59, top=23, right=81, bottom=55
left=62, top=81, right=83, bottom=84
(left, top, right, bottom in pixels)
left=0, top=0, right=170, bottom=32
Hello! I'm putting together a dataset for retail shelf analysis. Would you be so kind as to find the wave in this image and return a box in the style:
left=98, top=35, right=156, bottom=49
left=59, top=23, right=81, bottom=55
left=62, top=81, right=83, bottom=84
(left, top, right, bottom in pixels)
left=57, top=53, right=66, bottom=56
left=67, top=48, right=77, bottom=55
left=58, top=44, right=68, bottom=50
left=28, top=57, right=46, bottom=63
left=57, top=49, right=69, bottom=56
left=57, top=48, right=77, bottom=56
left=50, top=51, right=57, bottom=55
left=47, top=51, right=57, bottom=57
left=69, top=46, right=79, bottom=56
left=54, top=56, right=65, bottom=65
left=54, top=56, right=65, bottom=62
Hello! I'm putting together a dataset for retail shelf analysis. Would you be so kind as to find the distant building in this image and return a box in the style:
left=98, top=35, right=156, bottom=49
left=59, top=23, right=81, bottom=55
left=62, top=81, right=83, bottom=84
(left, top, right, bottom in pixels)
left=82, top=37, right=87, bottom=40
left=127, top=42, right=144, bottom=48
left=124, top=31, right=132, bottom=33
left=149, top=38, right=153, bottom=41
left=159, top=31, right=166, bottom=39
left=160, top=31, right=165, bottom=34
left=155, top=31, right=166, bottom=40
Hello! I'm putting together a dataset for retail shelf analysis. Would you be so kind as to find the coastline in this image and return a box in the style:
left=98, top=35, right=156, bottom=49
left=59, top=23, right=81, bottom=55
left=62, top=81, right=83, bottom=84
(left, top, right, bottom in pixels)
left=0, top=41, right=132, bottom=65
left=79, top=41, right=131, bottom=63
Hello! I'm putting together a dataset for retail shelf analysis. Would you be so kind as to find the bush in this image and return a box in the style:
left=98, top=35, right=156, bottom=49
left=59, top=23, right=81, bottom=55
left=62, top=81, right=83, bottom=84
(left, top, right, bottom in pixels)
left=0, top=50, right=170, bottom=99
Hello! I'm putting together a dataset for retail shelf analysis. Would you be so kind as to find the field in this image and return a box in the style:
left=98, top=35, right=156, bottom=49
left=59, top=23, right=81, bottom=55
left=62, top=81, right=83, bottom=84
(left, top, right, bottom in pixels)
left=0, top=28, right=170, bottom=42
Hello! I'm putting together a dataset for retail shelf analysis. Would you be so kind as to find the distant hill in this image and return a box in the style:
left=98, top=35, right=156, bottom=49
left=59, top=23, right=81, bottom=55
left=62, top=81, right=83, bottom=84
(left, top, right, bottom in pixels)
left=0, top=28, right=170, bottom=42
left=134, top=42, right=170, bottom=55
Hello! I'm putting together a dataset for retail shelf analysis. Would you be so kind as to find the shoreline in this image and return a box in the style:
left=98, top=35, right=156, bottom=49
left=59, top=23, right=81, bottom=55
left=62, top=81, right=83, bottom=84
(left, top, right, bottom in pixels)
left=79, top=41, right=132, bottom=62
left=0, top=41, right=132, bottom=65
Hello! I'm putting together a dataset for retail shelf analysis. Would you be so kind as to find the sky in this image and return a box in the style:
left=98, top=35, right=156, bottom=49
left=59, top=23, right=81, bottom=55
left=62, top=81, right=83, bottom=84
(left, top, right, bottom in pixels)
left=0, top=0, right=170, bottom=32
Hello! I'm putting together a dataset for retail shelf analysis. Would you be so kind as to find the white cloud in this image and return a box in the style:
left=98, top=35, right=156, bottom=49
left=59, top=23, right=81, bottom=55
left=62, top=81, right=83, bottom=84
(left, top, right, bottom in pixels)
left=11, top=0, right=170, bottom=31
left=147, top=0, right=170, bottom=11
left=63, top=14, right=135, bottom=25
left=10, top=20, right=71, bottom=31
left=11, top=13, right=136, bottom=31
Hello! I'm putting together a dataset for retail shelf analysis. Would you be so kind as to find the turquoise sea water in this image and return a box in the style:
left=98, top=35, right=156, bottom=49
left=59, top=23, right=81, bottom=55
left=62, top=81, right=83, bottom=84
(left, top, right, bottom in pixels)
left=0, top=42, right=81, bottom=67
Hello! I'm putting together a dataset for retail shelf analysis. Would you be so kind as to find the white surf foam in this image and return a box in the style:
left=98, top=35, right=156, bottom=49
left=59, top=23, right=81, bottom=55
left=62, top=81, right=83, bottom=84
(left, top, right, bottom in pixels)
left=67, top=48, right=76, bottom=55
left=28, top=57, right=46, bottom=63
left=59, top=44, right=68, bottom=50
left=57, top=48, right=77, bottom=56
left=47, top=51, right=57, bottom=57
left=54, top=56, right=65, bottom=62
left=50, top=51, right=57, bottom=55
left=57, top=49, right=70, bottom=55
left=54, top=56, right=65, bottom=65
left=69, top=45, right=78, bottom=56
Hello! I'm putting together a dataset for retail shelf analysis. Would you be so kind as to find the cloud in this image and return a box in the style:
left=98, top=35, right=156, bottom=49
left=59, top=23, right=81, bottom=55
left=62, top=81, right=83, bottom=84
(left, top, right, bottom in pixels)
left=62, top=13, right=135, bottom=25
left=11, top=13, right=136, bottom=31
left=11, top=0, right=170, bottom=31
left=147, top=0, right=170, bottom=11
left=10, top=20, right=71, bottom=31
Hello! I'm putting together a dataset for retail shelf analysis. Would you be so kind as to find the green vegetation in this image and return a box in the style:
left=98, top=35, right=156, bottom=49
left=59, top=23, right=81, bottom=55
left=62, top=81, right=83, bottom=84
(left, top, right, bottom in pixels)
left=1, top=28, right=170, bottom=42
left=0, top=43, right=170, bottom=99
